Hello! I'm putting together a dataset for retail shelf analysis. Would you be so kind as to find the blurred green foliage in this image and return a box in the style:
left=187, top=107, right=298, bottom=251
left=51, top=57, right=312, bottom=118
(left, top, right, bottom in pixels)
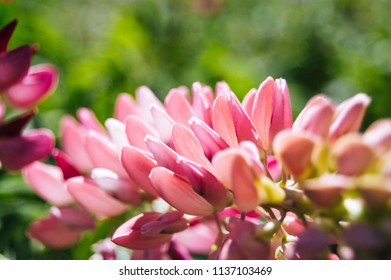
left=0, top=0, right=390, bottom=259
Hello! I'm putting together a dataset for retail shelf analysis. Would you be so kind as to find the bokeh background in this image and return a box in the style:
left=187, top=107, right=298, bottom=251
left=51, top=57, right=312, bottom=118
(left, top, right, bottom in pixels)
left=0, top=0, right=390, bottom=259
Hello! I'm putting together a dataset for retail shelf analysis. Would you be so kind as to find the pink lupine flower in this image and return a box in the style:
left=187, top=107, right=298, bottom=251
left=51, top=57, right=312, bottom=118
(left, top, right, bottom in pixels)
left=28, top=206, right=95, bottom=248
left=293, top=95, right=335, bottom=139
left=329, top=93, right=371, bottom=142
left=251, top=77, right=293, bottom=151
left=112, top=211, right=188, bottom=250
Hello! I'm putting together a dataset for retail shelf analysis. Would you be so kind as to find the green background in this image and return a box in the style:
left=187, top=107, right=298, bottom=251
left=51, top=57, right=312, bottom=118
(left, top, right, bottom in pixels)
left=0, top=0, right=390, bottom=259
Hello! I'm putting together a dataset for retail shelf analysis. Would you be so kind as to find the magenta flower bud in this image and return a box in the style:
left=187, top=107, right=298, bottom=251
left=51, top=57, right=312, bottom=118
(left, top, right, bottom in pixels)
left=252, top=77, right=293, bottom=151
left=112, top=211, right=188, bottom=250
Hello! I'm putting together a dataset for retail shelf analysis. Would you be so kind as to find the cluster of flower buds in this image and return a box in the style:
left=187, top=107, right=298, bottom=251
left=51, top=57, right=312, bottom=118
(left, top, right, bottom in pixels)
left=7, top=17, right=388, bottom=258
left=0, top=20, right=58, bottom=170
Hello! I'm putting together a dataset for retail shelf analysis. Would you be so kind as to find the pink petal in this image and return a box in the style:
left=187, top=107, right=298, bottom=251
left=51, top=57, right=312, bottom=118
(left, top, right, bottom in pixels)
left=212, top=95, right=238, bottom=147
left=145, top=135, right=179, bottom=171
left=60, top=116, right=94, bottom=173
left=273, top=130, right=315, bottom=181
left=149, top=167, right=215, bottom=216
left=77, top=107, right=107, bottom=136
left=172, top=123, right=213, bottom=171
left=125, top=115, right=159, bottom=152
left=0, top=129, right=54, bottom=170
left=50, top=206, right=95, bottom=230
left=105, top=118, right=130, bottom=149
left=189, top=116, right=229, bottom=159
left=363, top=118, right=391, bottom=154
left=252, top=77, right=275, bottom=150
left=150, top=105, right=175, bottom=144
left=231, top=155, right=259, bottom=212
left=242, top=88, right=257, bottom=117
left=22, top=161, right=74, bottom=205
left=176, top=156, right=230, bottom=211
left=329, top=93, right=371, bottom=142
left=174, top=220, right=218, bottom=254
left=136, top=86, right=164, bottom=124
left=0, top=45, right=32, bottom=92
left=192, top=82, right=214, bottom=126
left=293, top=95, right=335, bottom=139
left=5, top=64, right=58, bottom=108
left=28, top=216, right=81, bottom=248
left=112, top=212, right=172, bottom=250
left=165, top=87, right=193, bottom=126
left=121, top=146, right=159, bottom=196
left=67, top=176, right=127, bottom=218
left=114, top=93, right=138, bottom=122
left=332, top=134, right=376, bottom=176
left=85, top=130, right=127, bottom=178
left=269, top=78, right=292, bottom=143
left=91, top=168, right=141, bottom=205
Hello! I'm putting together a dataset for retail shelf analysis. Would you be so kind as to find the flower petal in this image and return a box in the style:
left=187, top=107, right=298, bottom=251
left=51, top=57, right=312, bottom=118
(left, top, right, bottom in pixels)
left=0, top=45, right=32, bottom=92
left=212, top=94, right=238, bottom=147
left=114, top=93, right=138, bottom=122
left=49, top=206, right=95, bottom=231
left=165, top=87, right=193, bottom=126
left=121, top=146, right=159, bottom=196
left=149, top=167, right=215, bottom=216
left=67, top=176, right=127, bottom=218
left=22, top=161, right=74, bottom=205
left=172, top=123, right=213, bottom=171
left=125, top=115, right=158, bottom=152
left=85, top=130, right=127, bottom=178
left=293, top=95, right=335, bottom=139
left=5, top=64, right=58, bottom=108
left=252, top=77, right=275, bottom=149
left=28, top=216, right=81, bottom=248
left=112, top=212, right=172, bottom=250
left=329, top=93, right=371, bottom=142
left=192, top=82, right=214, bottom=126
left=60, top=116, right=94, bottom=173
left=0, top=129, right=54, bottom=170
left=189, top=116, right=229, bottom=159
